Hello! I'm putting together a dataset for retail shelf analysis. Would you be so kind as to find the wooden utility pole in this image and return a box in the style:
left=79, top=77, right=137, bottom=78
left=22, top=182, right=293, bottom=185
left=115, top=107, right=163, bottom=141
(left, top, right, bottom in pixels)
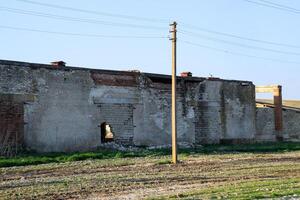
left=170, top=21, right=178, bottom=164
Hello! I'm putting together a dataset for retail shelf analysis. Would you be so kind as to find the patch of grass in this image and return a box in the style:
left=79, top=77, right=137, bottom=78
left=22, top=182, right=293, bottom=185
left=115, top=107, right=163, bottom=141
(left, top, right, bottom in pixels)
left=156, top=159, right=172, bottom=165
left=155, top=178, right=300, bottom=200
left=1, top=142, right=300, bottom=168
left=0, top=149, right=166, bottom=168
left=204, top=142, right=300, bottom=153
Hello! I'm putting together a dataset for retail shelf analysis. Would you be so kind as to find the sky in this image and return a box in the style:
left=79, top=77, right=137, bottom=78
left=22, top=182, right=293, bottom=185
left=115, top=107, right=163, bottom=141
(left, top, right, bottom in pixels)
left=1, top=0, right=300, bottom=99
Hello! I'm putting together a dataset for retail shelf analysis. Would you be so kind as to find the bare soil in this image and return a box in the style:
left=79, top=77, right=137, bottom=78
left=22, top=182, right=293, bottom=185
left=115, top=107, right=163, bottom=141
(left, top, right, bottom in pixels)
left=1, top=152, right=300, bottom=199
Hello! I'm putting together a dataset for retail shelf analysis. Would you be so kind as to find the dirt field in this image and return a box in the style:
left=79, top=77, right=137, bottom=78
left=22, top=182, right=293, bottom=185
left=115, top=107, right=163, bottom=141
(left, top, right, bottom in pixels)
left=1, top=149, right=300, bottom=199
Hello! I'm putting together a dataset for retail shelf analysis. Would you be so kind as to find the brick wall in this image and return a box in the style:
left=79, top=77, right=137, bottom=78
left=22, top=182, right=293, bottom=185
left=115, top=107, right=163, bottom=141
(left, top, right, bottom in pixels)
left=98, top=103, right=134, bottom=145
left=256, top=107, right=300, bottom=142
left=0, top=100, right=24, bottom=156
left=0, top=60, right=257, bottom=152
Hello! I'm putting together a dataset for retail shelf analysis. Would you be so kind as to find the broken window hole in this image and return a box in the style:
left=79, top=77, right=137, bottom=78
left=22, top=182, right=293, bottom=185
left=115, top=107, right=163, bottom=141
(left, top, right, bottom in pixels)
left=101, top=122, right=114, bottom=143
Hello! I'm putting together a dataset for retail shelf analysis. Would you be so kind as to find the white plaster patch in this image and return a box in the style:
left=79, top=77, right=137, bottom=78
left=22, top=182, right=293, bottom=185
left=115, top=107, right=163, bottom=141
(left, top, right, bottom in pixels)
left=151, top=112, right=164, bottom=130
left=89, top=86, right=140, bottom=104
left=186, top=107, right=195, bottom=119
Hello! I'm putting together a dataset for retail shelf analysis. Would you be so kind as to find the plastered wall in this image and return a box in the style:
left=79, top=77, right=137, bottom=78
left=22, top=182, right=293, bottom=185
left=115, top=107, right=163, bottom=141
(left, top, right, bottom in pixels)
left=0, top=60, right=256, bottom=152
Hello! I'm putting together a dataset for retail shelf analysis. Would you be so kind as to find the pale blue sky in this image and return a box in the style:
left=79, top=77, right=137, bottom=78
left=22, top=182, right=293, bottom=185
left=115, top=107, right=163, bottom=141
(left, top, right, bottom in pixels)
left=1, top=0, right=300, bottom=99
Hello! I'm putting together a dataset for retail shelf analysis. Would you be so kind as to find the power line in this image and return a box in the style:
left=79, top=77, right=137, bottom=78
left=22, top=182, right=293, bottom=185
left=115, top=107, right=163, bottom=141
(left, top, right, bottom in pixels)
left=0, top=7, right=166, bottom=30
left=179, top=23, right=300, bottom=49
left=15, top=0, right=170, bottom=23
left=8, top=1, right=300, bottom=51
left=0, top=25, right=168, bottom=39
left=179, top=30, right=300, bottom=56
left=15, top=0, right=300, bottom=49
left=258, top=0, right=300, bottom=12
left=243, top=0, right=300, bottom=14
left=180, top=40, right=300, bottom=65
left=4, top=1, right=300, bottom=65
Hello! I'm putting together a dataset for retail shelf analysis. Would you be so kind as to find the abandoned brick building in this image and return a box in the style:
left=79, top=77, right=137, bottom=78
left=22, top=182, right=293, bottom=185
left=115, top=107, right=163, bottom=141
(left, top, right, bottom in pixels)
left=0, top=59, right=299, bottom=154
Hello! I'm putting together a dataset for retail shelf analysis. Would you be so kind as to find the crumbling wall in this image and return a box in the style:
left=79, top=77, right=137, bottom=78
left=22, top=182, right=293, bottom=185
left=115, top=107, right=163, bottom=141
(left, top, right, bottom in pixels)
left=0, top=60, right=257, bottom=152
left=0, top=95, right=24, bottom=156
left=133, top=80, right=196, bottom=146
left=255, top=108, right=276, bottom=141
left=256, top=107, right=300, bottom=142
left=194, top=80, right=223, bottom=144
left=221, top=82, right=256, bottom=143
left=283, top=110, right=300, bottom=141
left=193, top=80, right=256, bottom=144
left=90, top=85, right=138, bottom=145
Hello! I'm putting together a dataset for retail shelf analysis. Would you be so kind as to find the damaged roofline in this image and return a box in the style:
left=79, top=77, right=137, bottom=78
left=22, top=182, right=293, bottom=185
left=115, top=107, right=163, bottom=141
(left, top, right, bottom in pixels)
left=0, top=59, right=253, bottom=84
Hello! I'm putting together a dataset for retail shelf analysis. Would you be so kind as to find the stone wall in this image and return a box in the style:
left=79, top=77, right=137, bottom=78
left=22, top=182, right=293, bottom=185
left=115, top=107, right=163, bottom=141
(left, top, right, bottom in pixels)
left=256, top=107, right=300, bottom=142
left=0, top=60, right=256, bottom=152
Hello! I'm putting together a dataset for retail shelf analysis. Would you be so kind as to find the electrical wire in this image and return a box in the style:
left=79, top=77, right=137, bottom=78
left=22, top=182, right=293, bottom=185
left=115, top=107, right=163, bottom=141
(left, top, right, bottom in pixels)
left=258, top=0, right=300, bottom=12
left=10, top=1, right=300, bottom=50
left=5, top=0, right=300, bottom=65
left=15, top=0, right=170, bottom=23
left=179, top=30, right=300, bottom=56
left=179, top=22, right=300, bottom=49
left=244, top=0, right=300, bottom=14
left=181, top=39, right=300, bottom=64
left=180, top=40, right=300, bottom=65
left=0, top=7, right=166, bottom=30
left=0, top=25, right=168, bottom=39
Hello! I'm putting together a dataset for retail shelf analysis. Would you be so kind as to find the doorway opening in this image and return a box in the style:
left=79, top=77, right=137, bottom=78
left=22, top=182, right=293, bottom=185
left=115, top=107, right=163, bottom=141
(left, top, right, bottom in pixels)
left=101, top=122, right=114, bottom=143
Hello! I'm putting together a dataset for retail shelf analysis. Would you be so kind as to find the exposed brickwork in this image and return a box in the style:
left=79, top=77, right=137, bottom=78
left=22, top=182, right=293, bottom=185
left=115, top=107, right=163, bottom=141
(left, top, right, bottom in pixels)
left=0, top=59, right=259, bottom=152
left=195, top=101, right=222, bottom=144
left=98, top=103, right=134, bottom=145
left=91, top=72, right=138, bottom=87
left=194, top=82, right=223, bottom=144
left=256, top=107, right=300, bottom=142
left=0, top=100, right=24, bottom=156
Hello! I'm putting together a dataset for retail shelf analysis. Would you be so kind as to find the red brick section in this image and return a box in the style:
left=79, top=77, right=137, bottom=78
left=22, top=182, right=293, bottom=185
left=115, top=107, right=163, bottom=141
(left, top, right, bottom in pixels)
left=91, top=72, right=138, bottom=87
left=180, top=72, right=192, bottom=77
left=0, top=101, right=24, bottom=157
left=51, top=61, right=66, bottom=68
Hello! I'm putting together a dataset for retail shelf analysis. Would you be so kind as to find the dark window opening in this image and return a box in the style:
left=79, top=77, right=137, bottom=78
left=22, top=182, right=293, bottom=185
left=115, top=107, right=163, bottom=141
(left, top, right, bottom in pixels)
left=101, top=122, right=114, bottom=143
